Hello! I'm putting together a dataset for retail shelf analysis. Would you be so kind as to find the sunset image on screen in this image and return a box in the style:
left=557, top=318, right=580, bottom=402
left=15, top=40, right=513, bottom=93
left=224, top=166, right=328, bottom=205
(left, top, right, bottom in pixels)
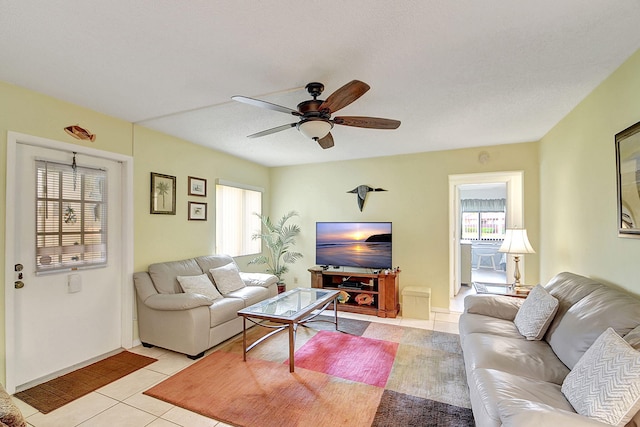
left=316, top=222, right=392, bottom=269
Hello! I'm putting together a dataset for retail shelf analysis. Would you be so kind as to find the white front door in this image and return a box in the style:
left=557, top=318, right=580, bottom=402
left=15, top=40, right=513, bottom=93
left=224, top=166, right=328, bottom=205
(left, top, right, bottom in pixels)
left=6, top=138, right=128, bottom=392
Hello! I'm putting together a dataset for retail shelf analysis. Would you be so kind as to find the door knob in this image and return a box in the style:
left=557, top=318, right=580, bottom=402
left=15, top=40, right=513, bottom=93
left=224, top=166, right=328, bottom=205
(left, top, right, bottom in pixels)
left=15, top=281, right=24, bottom=289
left=15, top=264, right=23, bottom=272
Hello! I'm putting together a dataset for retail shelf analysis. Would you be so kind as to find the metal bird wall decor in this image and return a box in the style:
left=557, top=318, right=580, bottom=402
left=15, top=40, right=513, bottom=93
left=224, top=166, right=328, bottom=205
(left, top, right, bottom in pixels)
left=347, top=185, right=387, bottom=211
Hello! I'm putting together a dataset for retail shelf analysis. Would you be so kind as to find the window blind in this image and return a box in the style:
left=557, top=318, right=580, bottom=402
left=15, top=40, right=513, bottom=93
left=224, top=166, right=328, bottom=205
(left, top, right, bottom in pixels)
left=35, top=160, right=108, bottom=273
left=215, top=182, right=262, bottom=257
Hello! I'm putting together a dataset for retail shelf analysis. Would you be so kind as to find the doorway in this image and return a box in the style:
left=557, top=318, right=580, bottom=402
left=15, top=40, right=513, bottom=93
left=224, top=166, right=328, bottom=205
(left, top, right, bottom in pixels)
left=4, top=132, right=134, bottom=394
left=448, top=171, right=525, bottom=311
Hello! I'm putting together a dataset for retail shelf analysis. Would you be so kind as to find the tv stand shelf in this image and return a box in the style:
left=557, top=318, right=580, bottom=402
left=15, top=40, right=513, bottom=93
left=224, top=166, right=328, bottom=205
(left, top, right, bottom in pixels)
left=308, top=267, right=400, bottom=318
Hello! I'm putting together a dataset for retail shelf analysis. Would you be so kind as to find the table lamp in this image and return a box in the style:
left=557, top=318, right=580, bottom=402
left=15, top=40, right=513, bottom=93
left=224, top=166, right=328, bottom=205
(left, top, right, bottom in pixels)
left=499, top=228, right=535, bottom=289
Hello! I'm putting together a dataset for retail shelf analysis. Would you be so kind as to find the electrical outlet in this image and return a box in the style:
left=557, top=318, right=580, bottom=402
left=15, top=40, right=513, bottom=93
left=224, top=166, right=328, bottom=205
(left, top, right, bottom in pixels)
left=293, top=277, right=299, bottom=284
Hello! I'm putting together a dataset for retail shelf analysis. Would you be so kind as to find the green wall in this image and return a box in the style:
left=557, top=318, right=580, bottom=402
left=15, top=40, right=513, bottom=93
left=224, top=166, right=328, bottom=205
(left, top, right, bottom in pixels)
left=270, top=142, right=540, bottom=310
left=539, top=48, right=640, bottom=291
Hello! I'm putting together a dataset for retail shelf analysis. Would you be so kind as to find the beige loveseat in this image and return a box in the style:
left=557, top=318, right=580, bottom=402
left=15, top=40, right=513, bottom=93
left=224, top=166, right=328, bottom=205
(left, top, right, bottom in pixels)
left=460, top=272, right=640, bottom=427
left=134, top=255, right=278, bottom=359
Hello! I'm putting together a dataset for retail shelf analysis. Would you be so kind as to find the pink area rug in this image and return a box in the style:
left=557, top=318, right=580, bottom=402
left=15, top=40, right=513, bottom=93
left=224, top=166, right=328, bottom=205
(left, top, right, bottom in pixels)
left=291, top=330, right=398, bottom=387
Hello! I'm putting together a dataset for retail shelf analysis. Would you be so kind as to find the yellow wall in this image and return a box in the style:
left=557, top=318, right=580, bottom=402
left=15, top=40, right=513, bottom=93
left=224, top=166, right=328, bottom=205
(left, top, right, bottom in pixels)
left=270, top=142, right=540, bottom=309
left=132, top=125, right=270, bottom=272
left=539, top=48, right=640, bottom=291
left=0, top=82, right=270, bottom=385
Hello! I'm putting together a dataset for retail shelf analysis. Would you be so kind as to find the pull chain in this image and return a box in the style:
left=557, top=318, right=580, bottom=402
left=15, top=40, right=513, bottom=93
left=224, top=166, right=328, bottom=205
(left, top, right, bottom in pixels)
left=72, top=152, right=78, bottom=191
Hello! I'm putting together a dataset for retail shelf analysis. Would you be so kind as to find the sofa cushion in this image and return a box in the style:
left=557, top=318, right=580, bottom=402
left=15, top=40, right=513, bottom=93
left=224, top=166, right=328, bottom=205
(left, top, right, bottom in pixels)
left=226, top=285, right=270, bottom=307
left=625, top=325, right=640, bottom=350
left=195, top=255, right=237, bottom=281
left=544, top=272, right=604, bottom=342
left=177, top=274, right=222, bottom=301
left=464, top=294, right=524, bottom=321
left=459, top=313, right=523, bottom=343
left=208, top=297, right=246, bottom=328
left=209, top=263, right=246, bottom=295
left=497, top=399, right=612, bottom=427
left=547, top=285, right=640, bottom=369
left=471, top=368, right=574, bottom=425
left=239, top=272, right=279, bottom=288
left=149, top=258, right=203, bottom=294
left=514, top=285, right=559, bottom=340
left=462, top=333, right=570, bottom=384
left=562, top=328, right=640, bottom=427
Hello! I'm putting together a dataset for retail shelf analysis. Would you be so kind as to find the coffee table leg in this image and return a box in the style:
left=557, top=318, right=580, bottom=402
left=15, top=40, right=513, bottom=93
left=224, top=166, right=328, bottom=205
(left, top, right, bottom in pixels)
left=242, top=317, right=247, bottom=362
left=334, top=297, right=338, bottom=330
left=289, top=323, right=296, bottom=372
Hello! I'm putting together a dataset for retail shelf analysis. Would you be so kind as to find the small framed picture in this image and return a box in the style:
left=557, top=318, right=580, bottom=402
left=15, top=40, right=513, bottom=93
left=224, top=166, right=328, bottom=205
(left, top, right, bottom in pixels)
left=188, top=176, right=207, bottom=197
left=188, top=201, right=207, bottom=221
left=150, top=172, right=176, bottom=215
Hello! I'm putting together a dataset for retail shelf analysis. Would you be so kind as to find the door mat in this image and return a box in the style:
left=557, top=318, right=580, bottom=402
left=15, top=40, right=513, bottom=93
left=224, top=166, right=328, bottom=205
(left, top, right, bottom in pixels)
left=14, top=350, right=156, bottom=414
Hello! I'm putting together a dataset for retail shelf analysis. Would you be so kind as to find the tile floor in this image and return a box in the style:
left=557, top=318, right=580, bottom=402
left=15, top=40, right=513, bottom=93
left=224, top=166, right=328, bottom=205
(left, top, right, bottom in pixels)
left=11, top=311, right=461, bottom=427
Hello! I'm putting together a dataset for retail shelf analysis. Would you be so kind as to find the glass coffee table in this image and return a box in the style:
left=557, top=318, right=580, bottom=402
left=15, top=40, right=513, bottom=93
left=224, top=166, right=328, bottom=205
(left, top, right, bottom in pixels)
left=237, top=287, right=340, bottom=372
left=473, top=282, right=530, bottom=298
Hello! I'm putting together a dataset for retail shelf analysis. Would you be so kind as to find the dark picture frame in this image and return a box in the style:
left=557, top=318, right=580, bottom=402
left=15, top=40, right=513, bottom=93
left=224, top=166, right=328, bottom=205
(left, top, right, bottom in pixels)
left=615, top=120, right=640, bottom=237
left=150, top=172, right=176, bottom=215
left=188, top=176, right=207, bottom=197
left=188, top=201, right=207, bottom=221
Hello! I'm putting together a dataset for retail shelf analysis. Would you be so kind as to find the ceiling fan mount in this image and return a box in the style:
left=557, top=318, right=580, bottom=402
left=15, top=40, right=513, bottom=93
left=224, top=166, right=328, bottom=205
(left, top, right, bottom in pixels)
left=232, top=80, right=401, bottom=149
left=305, top=82, right=325, bottom=99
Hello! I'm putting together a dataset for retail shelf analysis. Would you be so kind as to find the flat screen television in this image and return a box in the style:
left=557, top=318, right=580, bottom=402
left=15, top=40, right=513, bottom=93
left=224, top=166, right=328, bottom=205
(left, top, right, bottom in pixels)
left=316, top=222, right=392, bottom=269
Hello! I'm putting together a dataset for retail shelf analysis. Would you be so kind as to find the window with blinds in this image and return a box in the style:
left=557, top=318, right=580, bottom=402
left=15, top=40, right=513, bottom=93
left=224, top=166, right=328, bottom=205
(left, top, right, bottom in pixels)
left=36, top=160, right=108, bottom=273
left=215, top=181, right=262, bottom=257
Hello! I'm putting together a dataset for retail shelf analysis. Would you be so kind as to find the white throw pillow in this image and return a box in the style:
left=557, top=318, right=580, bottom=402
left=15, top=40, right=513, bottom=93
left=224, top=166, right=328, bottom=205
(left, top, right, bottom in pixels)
left=513, top=284, right=559, bottom=340
left=209, top=263, right=246, bottom=295
left=176, top=273, right=222, bottom=301
left=561, top=327, right=640, bottom=426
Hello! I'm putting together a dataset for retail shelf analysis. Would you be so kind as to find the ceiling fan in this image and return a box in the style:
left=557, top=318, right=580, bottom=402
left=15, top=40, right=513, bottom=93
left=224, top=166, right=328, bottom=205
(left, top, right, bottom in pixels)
left=232, top=80, right=401, bottom=149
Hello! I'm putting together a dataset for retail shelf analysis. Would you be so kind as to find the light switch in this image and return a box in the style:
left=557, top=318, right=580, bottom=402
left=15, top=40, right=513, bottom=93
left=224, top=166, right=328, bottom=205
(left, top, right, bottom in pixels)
left=68, top=274, right=82, bottom=293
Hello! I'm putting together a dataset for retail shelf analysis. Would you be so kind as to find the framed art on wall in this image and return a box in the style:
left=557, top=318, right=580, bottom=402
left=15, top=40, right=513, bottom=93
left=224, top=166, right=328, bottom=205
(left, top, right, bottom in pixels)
left=615, top=120, right=640, bottom=237
left=150, top=172, right=176, bottom=215
left=188, top=176, right=207, bottom=197
left=188, top=201, right=207, bottom=221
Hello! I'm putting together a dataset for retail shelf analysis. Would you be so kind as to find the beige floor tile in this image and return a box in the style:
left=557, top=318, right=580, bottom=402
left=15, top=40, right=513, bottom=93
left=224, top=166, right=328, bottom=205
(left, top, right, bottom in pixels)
left=435, top=311, right=461, bottom=323
left=77, top=402, right=156, bottom=426
left=147, top=418, right=181, bottom=427
left=124, top=391, right=174, bottom=417
left=161, top=406, right=221, bottom=427
left=25, top=392, right=117, bottom=427
left=399, top=317, right=435, bottom=330
left=146, top=351, right=197, bottom=376
left=96, top=367, right=168, bottom=401
left=434, top=320, right=460, bottom=334
left=128, top=344, right=170, bottom=359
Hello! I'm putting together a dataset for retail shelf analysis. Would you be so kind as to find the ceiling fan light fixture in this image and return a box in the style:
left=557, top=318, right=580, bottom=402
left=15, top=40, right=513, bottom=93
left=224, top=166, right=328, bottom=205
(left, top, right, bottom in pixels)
left=297, top=119, right=333, bottom=140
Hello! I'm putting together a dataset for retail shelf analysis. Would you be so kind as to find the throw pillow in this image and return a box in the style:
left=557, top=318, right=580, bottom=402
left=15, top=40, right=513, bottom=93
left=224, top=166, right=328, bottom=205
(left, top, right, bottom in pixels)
left=176, top=274, right=222, bottom=301
left=561, top=327, right=640, bottom=426
left=513, top=284, right=559, bottom=340
left=209, top=263, right=246, bottom=295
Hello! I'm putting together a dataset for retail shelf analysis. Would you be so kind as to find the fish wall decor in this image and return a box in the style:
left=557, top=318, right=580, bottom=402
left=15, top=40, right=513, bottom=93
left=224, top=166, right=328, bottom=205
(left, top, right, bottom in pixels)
left=64, top=125, right=96, bottom=142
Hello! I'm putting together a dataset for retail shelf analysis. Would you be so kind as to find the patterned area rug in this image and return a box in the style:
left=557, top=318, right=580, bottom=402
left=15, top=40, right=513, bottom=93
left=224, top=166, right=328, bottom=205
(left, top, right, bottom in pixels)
left=144, top=317, right=473, bottom=426
left=15, top=351, right=156, bottom=414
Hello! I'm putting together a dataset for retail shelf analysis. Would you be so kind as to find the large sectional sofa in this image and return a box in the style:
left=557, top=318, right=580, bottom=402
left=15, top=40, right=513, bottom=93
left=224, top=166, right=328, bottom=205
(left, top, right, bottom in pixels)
left=460, top=272, right=640, bottom=427
left=133, top=254, right=278, bottom=359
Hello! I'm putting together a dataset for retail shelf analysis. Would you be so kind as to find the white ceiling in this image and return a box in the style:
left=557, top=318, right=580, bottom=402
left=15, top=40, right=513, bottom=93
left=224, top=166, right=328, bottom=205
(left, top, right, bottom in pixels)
left=2, top=1, right=640, bottom=167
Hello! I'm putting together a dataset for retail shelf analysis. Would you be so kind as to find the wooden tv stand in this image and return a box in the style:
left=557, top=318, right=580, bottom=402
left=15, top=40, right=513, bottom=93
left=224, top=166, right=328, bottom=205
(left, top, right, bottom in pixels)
left=308, top=267, right=400, bottom=318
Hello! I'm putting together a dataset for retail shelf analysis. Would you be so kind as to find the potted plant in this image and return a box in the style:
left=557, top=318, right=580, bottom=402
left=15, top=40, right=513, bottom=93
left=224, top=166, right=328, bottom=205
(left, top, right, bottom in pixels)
left=249, top=211, right=303, bottom=293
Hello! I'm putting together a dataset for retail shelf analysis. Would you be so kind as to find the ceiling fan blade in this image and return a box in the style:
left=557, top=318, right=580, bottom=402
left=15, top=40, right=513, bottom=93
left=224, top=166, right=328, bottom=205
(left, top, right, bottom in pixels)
left=247, top=123, right=297, bottom=138
left=232, top=96, right=301, bottom=116
left=317, top=133, right=334, bottom=149
left=333, top=116, right=401, bottom=129
left=318, top=80, right=370, bottom=114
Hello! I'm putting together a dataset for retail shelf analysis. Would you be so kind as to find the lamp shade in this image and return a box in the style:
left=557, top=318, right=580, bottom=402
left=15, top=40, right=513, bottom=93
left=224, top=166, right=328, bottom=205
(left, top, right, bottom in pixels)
left=297, top=119, right=332, bottom=140
left=499, top=229, right=535, bottom=255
